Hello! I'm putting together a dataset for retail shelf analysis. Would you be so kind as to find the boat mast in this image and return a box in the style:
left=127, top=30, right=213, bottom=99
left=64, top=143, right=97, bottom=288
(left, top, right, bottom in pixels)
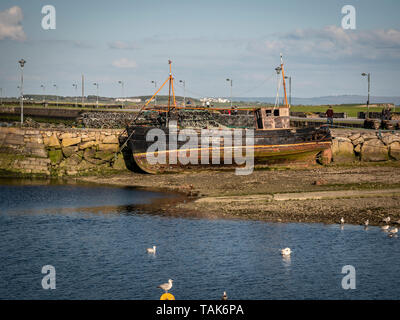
left=280, top=54, right=289, bottom=108
left=167, top=60, right=172, bottom=123
left=274, top=65, right=282, bottom=108
left=166, top=59, right=177, bottom=124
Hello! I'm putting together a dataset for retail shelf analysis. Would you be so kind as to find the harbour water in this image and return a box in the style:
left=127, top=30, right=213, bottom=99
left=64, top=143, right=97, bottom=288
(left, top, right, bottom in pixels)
left=0, top=179, right=399, bottom=300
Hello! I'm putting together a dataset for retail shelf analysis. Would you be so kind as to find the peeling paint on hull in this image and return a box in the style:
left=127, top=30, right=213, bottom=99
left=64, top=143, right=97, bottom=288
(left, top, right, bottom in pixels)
left=126, top=126, right=332, bottom=174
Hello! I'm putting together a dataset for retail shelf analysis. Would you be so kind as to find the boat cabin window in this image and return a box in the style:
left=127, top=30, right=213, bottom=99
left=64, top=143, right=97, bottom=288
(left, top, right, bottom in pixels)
left=254, top=107, right=290, bottom=130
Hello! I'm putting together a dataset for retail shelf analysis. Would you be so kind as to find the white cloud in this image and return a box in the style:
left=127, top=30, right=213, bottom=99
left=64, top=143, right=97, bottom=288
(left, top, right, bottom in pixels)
left=0, top=6, right=26, bottom=41
left=112, top=58, right=137, bottom=68
left=248, top=25, right=400, bottom=61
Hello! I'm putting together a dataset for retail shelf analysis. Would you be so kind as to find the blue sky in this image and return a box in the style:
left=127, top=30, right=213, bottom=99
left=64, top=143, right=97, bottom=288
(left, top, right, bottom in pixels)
left=0, top=0, right=400, bottom=98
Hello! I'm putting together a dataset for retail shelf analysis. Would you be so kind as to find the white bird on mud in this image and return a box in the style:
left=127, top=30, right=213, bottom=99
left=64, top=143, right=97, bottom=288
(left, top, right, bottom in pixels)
left=158, top=279, right=173, bottom=293
left=382, top=216, right=391, bottom=224
left=364, top=219, right=369, bottom=227
left=340, top=217, right=345, bottom=224
left=147, top=246, right=156, bottom=254
left=222, top=291, right=228, bottom=300
left=381, top=225, right=390, bottom=231
left=281, top=248, right=291, bottom=256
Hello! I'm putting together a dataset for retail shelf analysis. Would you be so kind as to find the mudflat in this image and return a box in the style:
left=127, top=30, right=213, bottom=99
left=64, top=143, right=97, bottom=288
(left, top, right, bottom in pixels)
left=79, top=164, right=400, bottom=226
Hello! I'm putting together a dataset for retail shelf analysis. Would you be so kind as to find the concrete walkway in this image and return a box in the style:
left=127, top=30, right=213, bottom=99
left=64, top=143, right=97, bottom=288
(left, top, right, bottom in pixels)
left=273, top=188, right=400, bottom=201
left=196, top=188, right=400, bottom=204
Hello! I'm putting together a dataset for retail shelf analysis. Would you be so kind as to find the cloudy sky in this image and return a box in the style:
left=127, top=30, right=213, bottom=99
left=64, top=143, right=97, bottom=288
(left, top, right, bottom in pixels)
left=0, top=0, right=400, bottom=98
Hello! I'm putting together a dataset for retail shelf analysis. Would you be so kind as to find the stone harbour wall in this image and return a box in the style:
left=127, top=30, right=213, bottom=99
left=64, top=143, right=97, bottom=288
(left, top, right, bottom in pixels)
left=0, top=127, right=127, bottom=176
left=330, top=129, right=400, bottom=163
left=1, top=126, right=400, bottom=177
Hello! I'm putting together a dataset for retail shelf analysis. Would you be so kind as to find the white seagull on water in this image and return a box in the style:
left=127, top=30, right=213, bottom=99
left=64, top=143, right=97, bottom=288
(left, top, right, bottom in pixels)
left=158, top=279, right=173, bottom=293
left=147, top=246, right=156, bottom=254
left=281, top=248, right=291, bottom=256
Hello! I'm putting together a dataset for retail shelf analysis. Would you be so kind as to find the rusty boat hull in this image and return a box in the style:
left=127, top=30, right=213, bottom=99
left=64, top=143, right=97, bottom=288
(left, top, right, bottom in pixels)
left=125, top=125, right=332, bottom=174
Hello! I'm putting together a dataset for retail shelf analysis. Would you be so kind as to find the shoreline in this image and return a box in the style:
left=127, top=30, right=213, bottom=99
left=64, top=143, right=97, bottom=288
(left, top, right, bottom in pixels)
left=74, top=164, right=400, bottom=226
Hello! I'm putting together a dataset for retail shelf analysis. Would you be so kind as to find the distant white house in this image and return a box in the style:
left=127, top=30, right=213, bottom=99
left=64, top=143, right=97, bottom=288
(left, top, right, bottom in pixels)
left=200, top=97, right=230, bottom=103
left=116, top=98, right=141, bottom=103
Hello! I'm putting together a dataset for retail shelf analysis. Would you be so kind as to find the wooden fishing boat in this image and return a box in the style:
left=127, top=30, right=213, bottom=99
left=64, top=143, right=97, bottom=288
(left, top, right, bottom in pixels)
left=123, top=58, right=332, bottom=174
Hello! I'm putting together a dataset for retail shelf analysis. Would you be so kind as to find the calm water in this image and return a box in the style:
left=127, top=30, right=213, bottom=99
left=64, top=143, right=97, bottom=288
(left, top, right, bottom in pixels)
left=0, top=179, right=399, bottom=300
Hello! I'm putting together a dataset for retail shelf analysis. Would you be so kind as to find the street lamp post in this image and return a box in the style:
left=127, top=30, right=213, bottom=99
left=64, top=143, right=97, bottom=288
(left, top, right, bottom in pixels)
left=151, top=80, right=157, bottom=106
left=361, top=72, right=371, bottom=118
left=40, top=84, right=46, bottom=105
left=285, top=76, right=292, bottom=107
left=18, top=59, right=26, bottom=124
left=179, top=80, right=186, bottom=106
left=72, top=84, right=78, bottom=108
left=93, top=82, right=99, bottom=108
left=118, top=81, right=125, bottom=108
left=226, top=78, right=233, bottom=109
left=53, top=84, right=58, bottom=107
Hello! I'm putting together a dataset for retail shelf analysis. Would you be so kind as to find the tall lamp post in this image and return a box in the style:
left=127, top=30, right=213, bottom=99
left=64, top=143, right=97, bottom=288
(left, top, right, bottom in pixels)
left=40, top=84, right=46, bottom=105
left=53, top=84, right=58, bottom=107
left=361, top=72, right=371, bottom=119
left=285, top=75, right=292, bottom=107
left=179, top=80, right=186, bottom=106
left=18, top=59, right=26, bottom=124
left=0, top=88, right=3, bottom=105
left=118, top=80, right=125, bottom=108
left=226, top=78, right=233, bottom=109
left=151, top=80, right=157, bottom=106
left=93, top=82, right=99, bottom=108
left=72, top=83, right=78, bottom=107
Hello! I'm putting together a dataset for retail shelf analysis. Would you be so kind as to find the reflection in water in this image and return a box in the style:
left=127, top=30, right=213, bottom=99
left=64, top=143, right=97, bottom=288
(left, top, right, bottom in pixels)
left=281, top=255, right=291, bottom=268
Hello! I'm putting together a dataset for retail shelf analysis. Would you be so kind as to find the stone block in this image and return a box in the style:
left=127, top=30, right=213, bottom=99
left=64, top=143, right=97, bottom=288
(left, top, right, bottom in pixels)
left=43, top=134, right=60, bottom=148
left=61, top=137, right=81, bottom=147
left=102, top=135, right=119, bottom=144
left=351, top=136, right=364, bottom=146
left=4, top=134, right=24, bottom=145
left=331, top=139, right=356, bottom=162
left=95, top=151, right=114, bottom=162
left=389, top=142, right=400, bottom=160
left=112, top=153, right=127, bottom=170
left=62, top=146, right=78, bottom=158
left=79, top=140, right=96, bottom=150
left=382, top=135, right=400, bottom=146
left=98, top=143, right=119, bottom=152
left=361, top=139, right=389, bottom=162
left=60, top=132, right=76, bottom=140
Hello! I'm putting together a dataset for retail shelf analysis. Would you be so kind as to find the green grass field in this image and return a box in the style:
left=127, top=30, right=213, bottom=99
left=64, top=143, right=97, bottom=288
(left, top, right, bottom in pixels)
left=1, top=102, right=397, bottom=118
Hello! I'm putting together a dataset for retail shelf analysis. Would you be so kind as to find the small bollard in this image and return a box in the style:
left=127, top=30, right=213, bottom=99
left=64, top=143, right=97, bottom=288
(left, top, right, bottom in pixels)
left=160, top=293, right=175, bottom=300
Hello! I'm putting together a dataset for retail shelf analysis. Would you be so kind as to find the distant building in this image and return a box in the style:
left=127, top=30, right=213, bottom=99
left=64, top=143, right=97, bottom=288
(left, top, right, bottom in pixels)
left=116, top=98, right=141, bottom=103
left=200, top=97, right=230, bottom=104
